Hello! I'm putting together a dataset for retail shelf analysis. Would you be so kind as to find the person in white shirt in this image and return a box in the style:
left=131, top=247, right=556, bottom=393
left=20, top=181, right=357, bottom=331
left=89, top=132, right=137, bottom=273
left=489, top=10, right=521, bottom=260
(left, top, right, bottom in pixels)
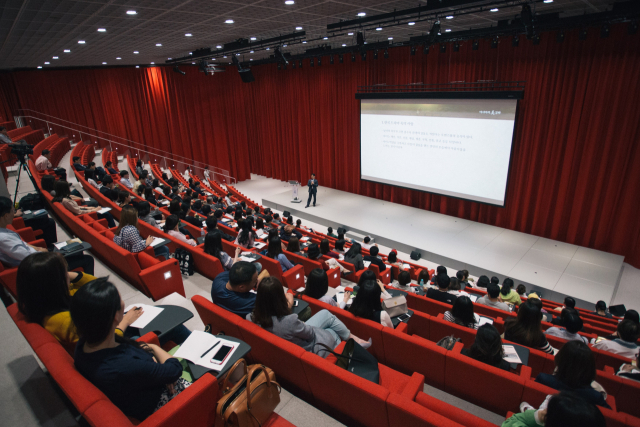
left=84, top=169, right=102, bottom=189
left=360, top=236, right=375, bottom=251
left=0, top=126, right=13, bottom=144
left=592, top=320, right=639, bottom=359
left=203, top=167, right=210, bottom=181
left=476, top=283, right=511, bottom=312
left=35, top=149, right=66, bottom=178
left=119, top=170, right=133, bottom=189
left=304, top=269, right=352, bottom=309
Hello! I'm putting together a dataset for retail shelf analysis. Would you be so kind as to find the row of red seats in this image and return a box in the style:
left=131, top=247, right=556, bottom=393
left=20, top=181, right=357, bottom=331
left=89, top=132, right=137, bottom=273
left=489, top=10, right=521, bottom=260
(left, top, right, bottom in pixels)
left=0, top=120, right=16, bottom=131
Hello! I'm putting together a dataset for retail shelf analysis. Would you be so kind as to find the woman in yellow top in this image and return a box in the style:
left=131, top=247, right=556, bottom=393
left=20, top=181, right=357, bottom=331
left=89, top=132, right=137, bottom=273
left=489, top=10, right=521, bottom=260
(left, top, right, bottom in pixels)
left=16, top=252, right=143, bottom=349
left=498, top=278, right=522, bottom=306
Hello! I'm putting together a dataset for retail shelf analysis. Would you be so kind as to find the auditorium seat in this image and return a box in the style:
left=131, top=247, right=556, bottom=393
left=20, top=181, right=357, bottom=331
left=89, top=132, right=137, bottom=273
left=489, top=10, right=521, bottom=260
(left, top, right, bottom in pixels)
left=598, top=366, right=640, bottom=419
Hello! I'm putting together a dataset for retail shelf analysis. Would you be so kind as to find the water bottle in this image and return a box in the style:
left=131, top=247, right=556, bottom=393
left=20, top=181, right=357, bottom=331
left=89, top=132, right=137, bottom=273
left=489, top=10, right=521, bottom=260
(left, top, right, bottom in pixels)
left=200, top=227, right=205, bottom=237
left=420, top=279, right=424, bottom=286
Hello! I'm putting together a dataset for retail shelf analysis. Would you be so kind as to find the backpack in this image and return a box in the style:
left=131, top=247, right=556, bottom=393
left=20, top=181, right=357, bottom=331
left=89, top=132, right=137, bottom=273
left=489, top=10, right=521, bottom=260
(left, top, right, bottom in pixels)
left=19, top=193, right=44, bottom=211
left=436, top=335, right=461, bottom=350
left=174, top=247, right=194, bottom=276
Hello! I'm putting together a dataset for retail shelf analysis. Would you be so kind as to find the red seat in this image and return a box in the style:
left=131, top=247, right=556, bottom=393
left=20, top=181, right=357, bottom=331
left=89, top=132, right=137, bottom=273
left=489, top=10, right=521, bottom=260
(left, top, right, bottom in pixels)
left=386, top=392, right=465, bottom=427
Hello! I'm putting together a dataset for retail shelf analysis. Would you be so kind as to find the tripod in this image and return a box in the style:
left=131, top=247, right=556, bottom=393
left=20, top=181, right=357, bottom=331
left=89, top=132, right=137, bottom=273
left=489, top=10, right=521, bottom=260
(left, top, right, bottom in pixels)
left=12, top=153, right=42, bottom=206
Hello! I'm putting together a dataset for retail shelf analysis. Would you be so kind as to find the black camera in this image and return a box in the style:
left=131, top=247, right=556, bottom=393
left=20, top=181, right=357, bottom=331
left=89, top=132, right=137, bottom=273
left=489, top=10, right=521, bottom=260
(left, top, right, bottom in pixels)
left=10, top=141, right=34, bottom=158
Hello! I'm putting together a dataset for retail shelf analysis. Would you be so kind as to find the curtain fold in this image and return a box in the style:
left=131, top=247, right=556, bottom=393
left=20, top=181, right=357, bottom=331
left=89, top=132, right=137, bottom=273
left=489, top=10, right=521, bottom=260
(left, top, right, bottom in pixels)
left=1, top=25, right=639, bottom=268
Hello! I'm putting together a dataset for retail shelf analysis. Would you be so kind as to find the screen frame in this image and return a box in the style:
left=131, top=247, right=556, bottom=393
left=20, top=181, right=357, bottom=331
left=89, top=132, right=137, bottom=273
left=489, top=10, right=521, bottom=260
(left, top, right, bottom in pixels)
left=358, top=91, right=522, bottom=207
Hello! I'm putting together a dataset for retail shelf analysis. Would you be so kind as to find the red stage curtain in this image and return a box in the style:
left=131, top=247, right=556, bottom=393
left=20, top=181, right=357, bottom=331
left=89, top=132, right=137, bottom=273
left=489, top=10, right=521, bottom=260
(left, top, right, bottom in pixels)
left=1, top=25, right=639, bottom=268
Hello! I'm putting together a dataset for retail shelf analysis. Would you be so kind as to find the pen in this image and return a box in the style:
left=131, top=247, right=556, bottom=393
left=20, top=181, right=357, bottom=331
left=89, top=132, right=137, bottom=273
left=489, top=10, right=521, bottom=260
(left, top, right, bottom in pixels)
left=200, top=340, right=222, bottom=358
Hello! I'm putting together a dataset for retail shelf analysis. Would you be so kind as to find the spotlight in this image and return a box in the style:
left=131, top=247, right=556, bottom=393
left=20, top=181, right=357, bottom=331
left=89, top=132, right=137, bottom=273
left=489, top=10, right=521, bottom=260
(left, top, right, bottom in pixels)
left=198, top=60, right=208, bottom=73
left=579, top=28, right=587, bottom=40
left=629, top=21, right=638, bottom=35
left=491, top=38, right=498, bottom=49
left=299, top=59, right=303, bottom=68
left=532, top=34, right=540, bottom=45
left=453, top=43, right=459, bottom=52
left=427, top=21, right=441, bottom=44
left=310, top=57, right=314, bottom=67
left=317, top=56, right=321, bottom=66
left=384, top=49, right=389, bottom=59
left=330, top=55, right=334, bottom=64
left=512, top=35, right=519, bottom=47
left=440, top=44, right=446, bottom=53
left=373, top=50, right=378, bottom=59
left=339, top=54, right=343, bottom=63
left=472, top=40, right=479, bottom=50
left=557, top=31, right=565, bottom=43
left=410, top=46, right=416, bottom=55
left=361, top=51, right=366, bottom=61
left=351, top=53, right=356, bottom=62
left=274, top=47, right=288, bottom=64
left=601, top=24, right=610, bottom=38
left=521, top=4, right=534, bottom=39
left=356, top=32, right=365, bottom=46
left=173, top=65, right=186, bottom=75
left=292, top=61, right=296, bottom=69
left=423, top=45, right=429, bottom=54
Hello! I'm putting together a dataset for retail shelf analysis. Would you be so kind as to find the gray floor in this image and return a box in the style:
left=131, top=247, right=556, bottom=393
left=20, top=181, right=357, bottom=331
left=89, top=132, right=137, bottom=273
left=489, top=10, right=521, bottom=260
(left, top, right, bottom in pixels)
left=261, top=181, right=626, bottom=308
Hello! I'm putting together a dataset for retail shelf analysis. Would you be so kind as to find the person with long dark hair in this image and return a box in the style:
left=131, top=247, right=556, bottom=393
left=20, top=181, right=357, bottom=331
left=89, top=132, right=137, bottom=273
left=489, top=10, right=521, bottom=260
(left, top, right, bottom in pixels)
left=307, top=243, right=322, bottom=261
left=320, top=238, right=339, bottom=258
left=144, top=186, right=157, bottom=206
left=499, top=278, right=522, bottom=306
left=349, top=279, right=393, bottom=328
left=333, top=239, right=346, bottom=255
left=286, top=236, right=303, bottom=256
left=16, top=252, right=138, bottom=348
left=163, top=215, right=196, bottom=247
left=444, top=296, right=478, bottom=329
left=267, top=237, right=295, bottom=272
left=503, top=299, right=554, bottom=354
left=234, top=218, right=256, bottom=249
left=53, top=180, right=115, bottom=228
left=137, top=201, right=162, bottom=230
left=72, top=278, right=190, bottom=420
left=304, top=269, right=350, bottom=309
left=249, top=276, right=369, bottom=357
left=343, top=242, right=364, bottom=271
left=203, top=231, right=241, bottom=271
left=461, top=324, right=510, bottom=371
left=535, top=341, right=610, bottom=408
left=113, top=205, right=170, bottom=259
left=504, top=391, right=606, bottom=427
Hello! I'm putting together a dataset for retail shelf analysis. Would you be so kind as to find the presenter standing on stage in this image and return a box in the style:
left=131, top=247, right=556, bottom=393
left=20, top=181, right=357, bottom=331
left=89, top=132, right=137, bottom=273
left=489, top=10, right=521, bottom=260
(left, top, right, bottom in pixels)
left=305, top=173, right=318, bottom=208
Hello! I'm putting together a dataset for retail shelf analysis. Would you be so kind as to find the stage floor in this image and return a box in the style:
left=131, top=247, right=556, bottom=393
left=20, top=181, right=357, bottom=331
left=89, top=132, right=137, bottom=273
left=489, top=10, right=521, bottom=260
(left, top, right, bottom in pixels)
left=263, top=186, right=624, bottom=307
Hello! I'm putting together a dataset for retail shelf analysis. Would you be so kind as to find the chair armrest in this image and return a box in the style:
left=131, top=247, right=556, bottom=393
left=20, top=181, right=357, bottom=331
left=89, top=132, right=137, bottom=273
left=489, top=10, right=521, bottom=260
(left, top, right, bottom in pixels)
left=395, top=322, right=408, bottom=334
left=606, top=394, right=616, bottom=412
left=400, top=372, right=425, bottom=401
left=603, top=366, right=615, bottom=374
left=281, top=264, right=305, bottom=290
left=137, top=332, right=160, bottom=347
left=31, top=239, right=47, bottom=249
left=326, top=267, right=341, bottom=288
left=11, top=217, right=26, bottom=229
left=519, top=365, right=533, bottom=379
left=15, top=227, right=37, bottom=243
left=451, top=341, right=464, bottom=354
left=139, top=259, right=186, bottom=301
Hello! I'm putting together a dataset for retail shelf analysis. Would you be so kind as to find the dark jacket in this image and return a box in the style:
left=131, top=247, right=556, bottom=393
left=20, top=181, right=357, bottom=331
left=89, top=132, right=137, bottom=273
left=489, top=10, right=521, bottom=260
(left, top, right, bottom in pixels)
left=426, top=288, right=458, bottom=305
left=100, top=186, right=118, bottom=202
left=364, top=255, right=386, bottom=272
left=535, top=373, right=611, bottom=409
left=73, top=163, right=86, bottom=171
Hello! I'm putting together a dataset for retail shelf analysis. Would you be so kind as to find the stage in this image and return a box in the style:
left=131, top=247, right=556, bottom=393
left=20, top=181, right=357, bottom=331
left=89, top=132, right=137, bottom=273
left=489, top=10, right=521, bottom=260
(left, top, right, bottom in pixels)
left=263, top=185, right=624, bottom=309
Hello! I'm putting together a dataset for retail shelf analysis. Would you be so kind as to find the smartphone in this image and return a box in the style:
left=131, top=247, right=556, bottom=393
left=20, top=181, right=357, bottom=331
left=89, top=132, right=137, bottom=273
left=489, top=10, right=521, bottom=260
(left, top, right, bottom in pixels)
left=293, top=300, right=299, bottom=307
left=396, top=313, right=411, bottom=322
left=211, top=345, right=234, bottom=364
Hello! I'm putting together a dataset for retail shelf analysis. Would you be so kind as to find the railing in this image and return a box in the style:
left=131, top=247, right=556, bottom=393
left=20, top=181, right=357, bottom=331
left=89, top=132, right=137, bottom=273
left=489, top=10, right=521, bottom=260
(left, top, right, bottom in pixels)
left=14, top=109, right=236, bottom=185
left=357, top=81, right=526, bottom=93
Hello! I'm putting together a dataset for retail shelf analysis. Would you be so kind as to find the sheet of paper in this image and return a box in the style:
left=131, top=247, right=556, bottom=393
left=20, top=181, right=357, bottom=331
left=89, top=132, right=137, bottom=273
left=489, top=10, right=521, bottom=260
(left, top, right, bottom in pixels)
left=296, top=287, right=306, bottom=292
left=336, top=292, right=354, bottom=305
left=161, top=200, right=170, bottom=205
left=84, top=198, right=90, bottom=201
left=478, top=316, right=493, bottom=326
left=256, top=229, right=265, bottom=237
left=173, top=331, right=239, bottom=371
left=253, top=242, right=266, bottom=249
left=239, top=256, right=257, bottom=263
left=363, top=261, right=372, bottom=268
left=300, top=237, right=309, bottom=242
left=54, top=241, right=68, bottom=249
left=150, top=237, right=166, bottom=247
left=503, top=345, right=522, bottom=364
left=23, top=210, right=32, bottom=215
left=97, top=207, right=111, bottom=214
left=124, top=304, right=165, bottom=328
left=468, top=294, right=478, bottom=302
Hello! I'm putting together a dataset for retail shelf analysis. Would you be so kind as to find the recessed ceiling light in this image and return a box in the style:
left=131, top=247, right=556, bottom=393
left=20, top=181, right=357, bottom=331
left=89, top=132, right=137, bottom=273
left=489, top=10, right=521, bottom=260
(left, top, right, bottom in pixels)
left=167, top=57, right=172, bottom=60
left=490, top=8, right=499, bottom=12
left=302, top=41, right=307, bottom=43
left=223, top=56, right=227, bottom=58
left=348, top=32, right=354, bottom=35
left=189, top=52, right=192, bottom=55
left=323, top=37, right=328, bottom=40
left=250, top=50, right=254, bottom=53
left=127, top=10, right=137, bottom=15
left=133, top=51, right=139, bottom=54
left=216, top=45, right=222, bottom=48
left=64, top=49, right=70, bottom=53
left=52, top=56, right=58, bottom=59
left=102, top=62, right=107, bottom=64
left=225, top=19, right=234, bottom=24
left=211, top=58, right=215, bottom=60
left=357, top=12, right=366, bottom=17
left=285, top=0, right=294, bottom=4
left=408, top=22, right=415, bottom=26
left=185, top=33, right=192, bottom=37
left=250, top=37, right=256, bottom=41
left=150, top=62, right=154, bottom=64
left=78, top=40, right=85, bottom=44
left=192, top=62, right=196, bottom=64
left=135, top=65, right=139, bottom=68
left=445, top=29, right=451, bottom=32
left=296, top=26, right=302, bottom=30
left=116, top=57, right=121, bottom=60
left=44, top=62, right=50, bottom=64
left=543, top=0, right=553, bottom=2
left=376, top=27, right=382, bottom=31
left=37, top=66, right=42, bottom=69
left=156, top=43, right=162, bottom=46
left=282, top=44, right=287, bottom=47
left=388, top=37, right=393, bottom=40
left=266, top=47, right=270, bottom=50
left=97, top=28, right=106, bottom=32
left=446, top=15, right=454, bottom=19
left=342, top=44, right=346, bottom=46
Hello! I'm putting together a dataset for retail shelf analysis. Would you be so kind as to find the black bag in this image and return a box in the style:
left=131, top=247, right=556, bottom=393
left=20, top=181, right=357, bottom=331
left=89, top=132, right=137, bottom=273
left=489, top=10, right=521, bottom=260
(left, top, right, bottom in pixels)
left=19, top=193, right=44, bottom=211
left=436, top=335, right=461, bottom=350
left=319, top=339, right=380, bottom=384
left=174, top=247, right=194, bottom=276
left=410, top=250, right=421, bottom=261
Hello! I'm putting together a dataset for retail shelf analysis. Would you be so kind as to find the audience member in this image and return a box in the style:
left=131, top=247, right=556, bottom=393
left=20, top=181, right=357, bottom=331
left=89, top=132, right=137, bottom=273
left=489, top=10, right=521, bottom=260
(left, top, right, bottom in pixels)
left=304, top=269, right=350, bottom=309
left=113, top=206, right=170, bottom=259
left=307, top=243, right=322, bottom=261
left=476, top=275, right=490, bottom=288
left=53, top=181, right=115, bottom=228
left=426, top=274, right=458, bottom=305
left=349, top=278, right=393, bottom=328
left=210, top=261, right=263, bottom=317
left=344, top=242, right=365, bottom=272
left=461, top=324, right=511, bottom=372
left=535, top=341, right=610, bottom=408
left=591, top=300, right=613, bottom=318
left=417, top=269, right=431, bottom=287
left=476, top=283, right=511, bottom=311
left=545, top=311, right=588, bottom=343
left=499, top=278, right=521, bottom=306
left=235, top=218, right=257, bottom=249
left=286, top=236, right=303, bottom=256
left=204, top=232, right=241, bottom=271
left=361, top=236, right=374, bottom=250
left=72, top=156, right=86, bottom=171
left=99, top=176, right=119, bottom=202
left=333, top=239, right=346, bottom=255
left=144, top=186, right=157, bottom=206
left=592, top=320, right=639, bottom=359
left=320, top=239, right=339, bottom=258
left=516, top=284, right=527, bottom=297
left=71, top=278, right=189, bottom=420
left=84, top=169, right=102, bottom=190
left=503, top=299, right=554, bottom=354
left=363, top=246, right=386, bottom=272
left=444, top=296, right=478, bottom=329
left=35, top=149, right=66, bottom=178
left=279, top=224, right=302, bottom=242
left=135, top=160, right=144, bottom=177
left=137, top=201, right=162, bottom=230
left=267, top=237, right=295, bottom=272
left=617, top=352, right=640, bottom=382
left=205, top=216, right=233, bottom=241
left=504, top=391, right=605, bottom=427
left=327, top=227, right=337, bottom=238
left=163, top=215, right=196, bottom=247
left=105, top=161, right=117, bottom=175
left=390, top=270, right=416, bottom=293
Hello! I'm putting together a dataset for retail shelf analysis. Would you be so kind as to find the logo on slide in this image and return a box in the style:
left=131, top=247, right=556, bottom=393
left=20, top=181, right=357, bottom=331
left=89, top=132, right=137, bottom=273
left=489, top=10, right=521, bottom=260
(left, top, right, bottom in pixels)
left=479, top=110, right=501, bottom=115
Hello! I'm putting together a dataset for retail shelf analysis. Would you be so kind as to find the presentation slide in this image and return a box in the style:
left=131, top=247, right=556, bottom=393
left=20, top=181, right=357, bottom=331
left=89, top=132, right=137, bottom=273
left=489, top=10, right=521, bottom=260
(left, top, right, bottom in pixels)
left=360, top=98, right=518, bottom=206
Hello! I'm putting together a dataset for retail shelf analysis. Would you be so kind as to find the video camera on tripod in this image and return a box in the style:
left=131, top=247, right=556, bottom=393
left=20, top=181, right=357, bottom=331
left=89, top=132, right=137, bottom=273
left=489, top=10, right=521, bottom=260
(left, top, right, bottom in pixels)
left=10, top=140, right=34, bottom=160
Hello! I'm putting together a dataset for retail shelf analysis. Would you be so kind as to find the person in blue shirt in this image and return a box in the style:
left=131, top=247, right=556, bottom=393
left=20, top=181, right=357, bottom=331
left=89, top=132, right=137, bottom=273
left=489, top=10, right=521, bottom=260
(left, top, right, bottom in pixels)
left=72, top=278, right=189, bottom=420
left=211, top=261, right=264, bottom=317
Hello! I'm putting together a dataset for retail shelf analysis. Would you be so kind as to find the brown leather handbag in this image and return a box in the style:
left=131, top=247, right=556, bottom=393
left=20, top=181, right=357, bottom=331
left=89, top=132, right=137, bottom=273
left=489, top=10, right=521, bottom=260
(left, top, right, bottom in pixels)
left=216, top=359, right=281, bottom=427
